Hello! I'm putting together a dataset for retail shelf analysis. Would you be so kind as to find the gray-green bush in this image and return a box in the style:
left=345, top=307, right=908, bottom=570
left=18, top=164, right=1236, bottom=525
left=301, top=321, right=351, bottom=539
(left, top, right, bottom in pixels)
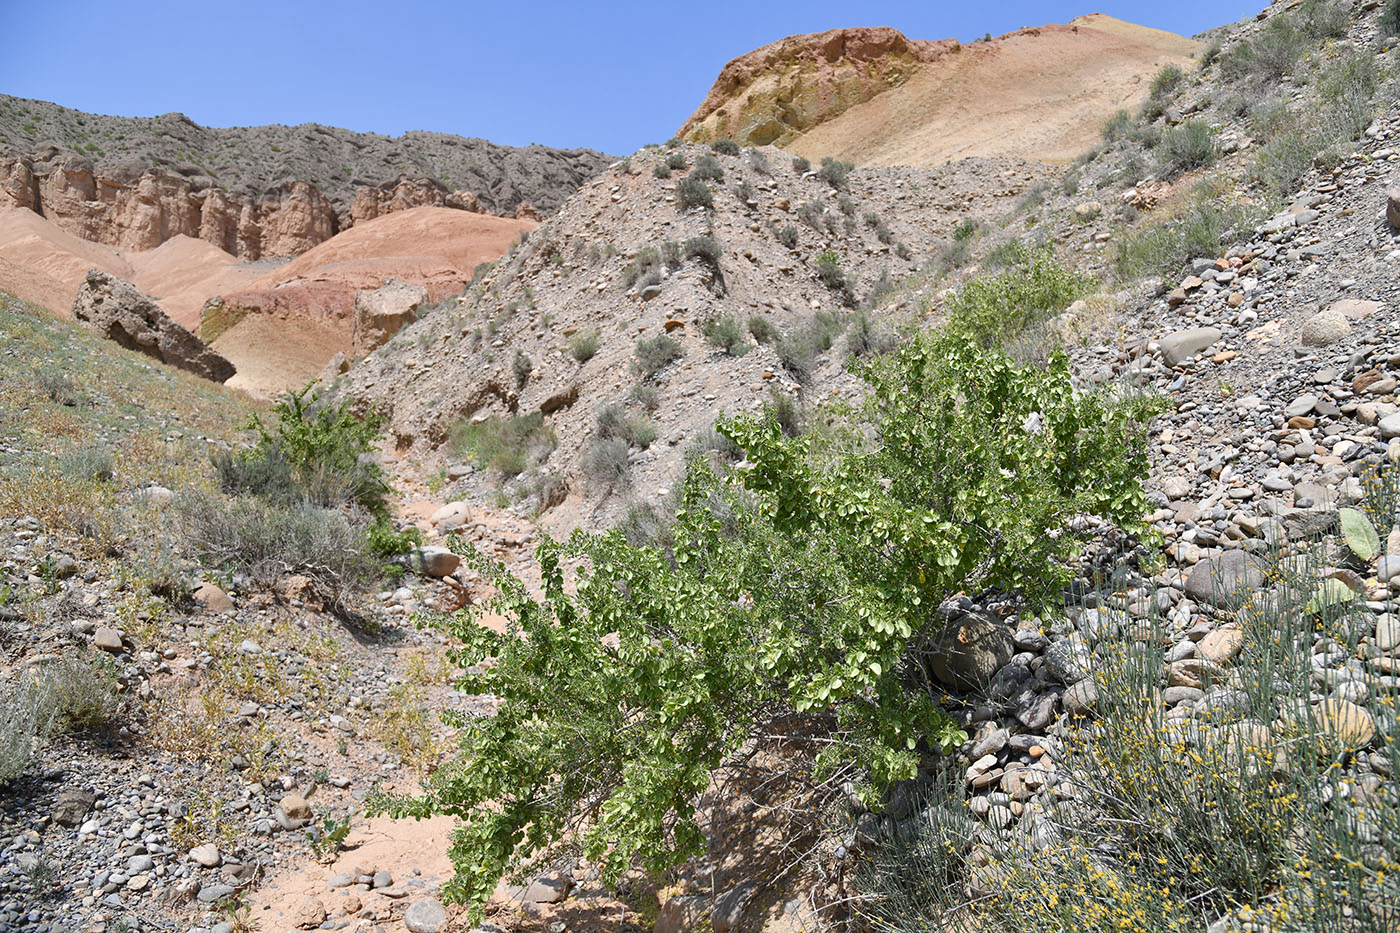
left=633, top=335, right=684, bottom=379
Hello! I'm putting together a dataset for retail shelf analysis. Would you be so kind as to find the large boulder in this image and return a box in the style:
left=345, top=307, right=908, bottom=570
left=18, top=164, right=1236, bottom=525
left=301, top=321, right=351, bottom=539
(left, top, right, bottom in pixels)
left=1159, top=327, right=1221, bottom=367
left=927, top=602, right=1015, bottom=689
left=351, top=277, right=428, bottom=356
left=1388, top=187, right=1400, bottom=231
left=72, top=270, right=235, bottom=382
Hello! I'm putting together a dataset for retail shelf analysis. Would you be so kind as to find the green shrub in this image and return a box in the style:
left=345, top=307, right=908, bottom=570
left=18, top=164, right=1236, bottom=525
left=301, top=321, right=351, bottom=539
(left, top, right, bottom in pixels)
left=818, top=156, right=853, bottom=189
left=776, top=223, right=799, bottom=249
left=859, top=271, right=897, bottom=312
left=568, top=330, right=602, bottom=363
left=628, top=384, right=661, bottom=412
left=702, top=315, right=750, bottom=356
left=661, top=240, right=683, bottom=269
left=1115, top=191, right=1260, bottom=281
left=652, top=163, right=671, bottom=179
left=369, top=330, right=1158, bottom=918
left=37, top=369, right=77, bottom=406
left=1158, top=119, right=1216, bottom=176
left=176, top=490, right=380, bottom=604
left=633, top=335, right=683, bottom=379
left=814, top=251, right=855, bottom=306
left=448, top=412, right=556, bottom=479
left=734, top=179, right=754, bottom=204
left=797, top=200, right=825, bottom=230
left=874, top=220, right=894, bottom=244
left=364, top=520, right=421, bottom=559
left=58, top=445, right=114, bottom=482
left=584, top=436, right=631, bottom=489
left=621, top=246, right=663, bottom=288
left=945, top=246, right=1093, bottom=348
left=512, top=350, right=533, bottom=389
left=46, top=652, right=122, bottom=732
left=836, top=195, right=856, bottom=216
left=1150, top=63, right=1184, bottom=99
left=683, top=235, right=721, bottom=266
left=691, top=154, right=725, bottom=182
left=665, top=152, right=687, bottom=170
left=710, top=139, right=739, bottom=156
left=846, top=308, right=897, bottom=360
left=676, top=177, right=713, bottom=211
left=792, top=155, right=811, bottom=173
left=748, top=315, right=780, bottom=344
left=1386, top=0, right=1400, bottom=34
left=1101, top=109, right=1133, bottom=142
left=746, top=148, right=771, bottom=174
left=597, top=403, right=658, bottom=449
left=0, top=677, right=55, bottom=785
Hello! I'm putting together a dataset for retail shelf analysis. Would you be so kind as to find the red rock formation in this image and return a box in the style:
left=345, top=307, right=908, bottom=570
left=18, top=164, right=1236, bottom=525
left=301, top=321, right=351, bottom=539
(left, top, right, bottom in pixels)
left=348, top=175, right=481, bottom=226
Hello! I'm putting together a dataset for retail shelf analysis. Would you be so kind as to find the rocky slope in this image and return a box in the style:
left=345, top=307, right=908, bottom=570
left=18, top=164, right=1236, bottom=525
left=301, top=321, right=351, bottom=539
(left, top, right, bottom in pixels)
left=332, top=144, right=1042, bottom=534
left=0, top=96, right=613, bottom=259
left=679, top=15, right=1200, bottom=166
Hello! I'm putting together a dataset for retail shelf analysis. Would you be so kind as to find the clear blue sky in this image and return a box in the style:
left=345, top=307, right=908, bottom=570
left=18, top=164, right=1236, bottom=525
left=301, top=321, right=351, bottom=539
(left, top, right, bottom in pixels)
left=0, top=1, right=1262, bottom=155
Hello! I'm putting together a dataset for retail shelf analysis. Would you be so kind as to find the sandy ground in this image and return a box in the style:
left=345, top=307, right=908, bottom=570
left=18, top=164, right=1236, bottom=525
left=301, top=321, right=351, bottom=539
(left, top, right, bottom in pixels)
left=789, top=16, right=1200, bottom=167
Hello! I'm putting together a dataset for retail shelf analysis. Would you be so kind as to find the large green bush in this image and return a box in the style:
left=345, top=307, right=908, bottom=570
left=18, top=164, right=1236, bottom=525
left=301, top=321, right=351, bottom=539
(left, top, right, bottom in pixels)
left=369, top=331, right=1159, bottom=917
left=945, top=247, right=1093, bottom=349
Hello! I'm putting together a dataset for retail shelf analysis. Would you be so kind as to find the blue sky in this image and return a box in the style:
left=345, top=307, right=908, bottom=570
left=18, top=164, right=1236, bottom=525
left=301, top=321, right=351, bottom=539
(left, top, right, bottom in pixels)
left=0, top=1, right=1263, bottom=154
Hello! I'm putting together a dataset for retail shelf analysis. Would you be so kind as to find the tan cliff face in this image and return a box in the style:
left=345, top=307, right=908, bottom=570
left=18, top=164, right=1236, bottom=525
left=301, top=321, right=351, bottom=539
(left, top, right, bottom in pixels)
left=679, top=16, right=1200, bottom=167
left=0, top=149, right=494, bottom=261
left=678, top=26, right=959, bottom=147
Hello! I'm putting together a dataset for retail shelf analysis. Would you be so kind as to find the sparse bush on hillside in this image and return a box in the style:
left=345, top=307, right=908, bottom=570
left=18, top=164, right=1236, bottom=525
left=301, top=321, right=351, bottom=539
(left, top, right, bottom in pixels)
left=621, top=246, right=663, bottom=288
left=734, top=179, right=754, bottom=205
left=746, top=148, right=771, bottom=174
left=628, top=384, right=661, bottom=413
left=584, top=436, right=632, bottom=490
left=837, top=194, right=856, bottom=216
left=596, top=403, right=658, bottom=449
left=691, top=154, right=725, bottom=182
left=814, top=251, right=855, bottom=306
left=1115, top=188, right=1260, bottom=281
left=1223, top=0, right=1349, bottom=84
left=0, top=677, right=55, bottom=785
left=448, top=412, right=556, bottom=479
left=858, top=271, right=898, bottom=314
left=37, top=369, right=77, bottom=406
left=845, top=307, right=897, bottom=360
left=370, top=330, right=1159, bottom=918
left=1150, top=63, right=1184, bottom=100
left=874, top=220, right=895, bottom=244
left=1386, top=0, right=1400, bottom=34
left=763, top=388, right=804, bottom=438
left=652, top=162, right=671, bottom=179
left=661, top=240, right=683, bottom=269
left=702, top=315, right=750, bottom=357
left=58, top=445, right=114, bottom=483
left=747, top=314, right=780, bottom=344
left=797, top=200, right=825, bottom=230
left=710, top=139, right=739, bottom=156
left=633, top=334, right=684, bottom=379
left=683, top=235, right=721, bottom=267
left=792, top=155, right=811, bottom=173
left=776, top=223, right=799, bottom=248
left=676, top=177, right=713, bottom=211
left=512, top=350, right=533, bottom=389
left=1158, top=119, right=1217, bottom=177
left=946, top=246, right=1093, bottom=349
left=817, top=156, right=853, bottom=189
left=665, top=152, right=687, bottom=170
left=1101, top=109, right=1133, bottom=142
left=568, top=330, right=602, bottom=363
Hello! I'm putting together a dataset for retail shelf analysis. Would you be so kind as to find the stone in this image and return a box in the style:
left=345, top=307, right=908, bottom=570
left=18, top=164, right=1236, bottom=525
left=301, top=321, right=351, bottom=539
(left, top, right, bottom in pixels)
left=280, top=793, right=313, bottom=821
left=1184, top=551, right=1264, bottom=608
left=713, top=882, right=755, bottom=933
left=1380, top=412, right=1400, bottom=440
left=430, top=501, right=471, bottom=528
left=1388, top=187, right=1400, bottom=230
left=1314, top=699, right=1376, bottom=751
left=404, top=899, right=447, bottom=933
left=190, top=844, right=222, bottom=867
left=1160, top=327, right=1222, bottom=366
left=93, top=626, right=124, bottom=653
left=196, top=884, right=236, bottom=904
left=372, top=869, right=393, bottom=889
left=291, top=896, right=326, bottom=930
left=52, top=787, right=95, bottom=826
left=927, top=608, right=1015, bottom=689
left=72, top=270, right=235, bottom=381
left=138, top=485, right=175, bottom=508
left=351, top=277, right=428, bottom=356
left=1329, top=298, right=1382, bottom=320
left=1197, top=627, right=1245, bottom=664
left=1064, top=678, right=1098, bottom=716
left=193, top=582, right=233, bottom=613
left=1044, top=637, right=1092, bottom=685
left=1301, top=310, right=1350, bottom=348
left=406, top=546, right=462, bottom=578
left=1284, top=394, right=1319, bottom=419
left=655, top=895, right=708, bottom=933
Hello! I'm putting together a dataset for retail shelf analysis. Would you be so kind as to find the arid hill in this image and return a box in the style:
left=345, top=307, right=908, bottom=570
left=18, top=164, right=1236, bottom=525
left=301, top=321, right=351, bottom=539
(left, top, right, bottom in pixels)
left=680, top=15, right=1200, bottom=165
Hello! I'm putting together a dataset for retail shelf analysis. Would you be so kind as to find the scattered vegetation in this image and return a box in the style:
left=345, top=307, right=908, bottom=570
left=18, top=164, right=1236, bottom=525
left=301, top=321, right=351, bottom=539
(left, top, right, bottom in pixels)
left=710, top=139, right=739, bottom=155
left=632, top=334, right=684, bottom=379
left=702, top=315, right=751, bottom=356
left=1115, top=187, right=1260, bottom=281
left=813, top=251, right=855, bottom=306
left=676, top=177, right=713, bottom=211
left=747, top=315, right=780, bottom=344
left=568, top=330, right=602, bottom=363
left=596, top=403, right=658, bottom=449
left=448, top=412, right=556, bottom=479
left=945, top=246, right=1093, bottom=350
left=1, top=652, right=123, bottom=784
left=776, top=223, right=799, bottom=249
left=792, top=155, right=811, bottom=173
left=817, top=156, right=853, bottom=189
left=1157, top=119, right=1217, bottom=176
left=691, top=154, right=725, bottom=182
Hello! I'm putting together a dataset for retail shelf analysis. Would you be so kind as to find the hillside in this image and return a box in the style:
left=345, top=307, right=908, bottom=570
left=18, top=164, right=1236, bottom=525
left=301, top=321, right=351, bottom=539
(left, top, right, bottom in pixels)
left=0, top=94, right=613, bottom=218
left=679, top=15, right=1200, bottom=166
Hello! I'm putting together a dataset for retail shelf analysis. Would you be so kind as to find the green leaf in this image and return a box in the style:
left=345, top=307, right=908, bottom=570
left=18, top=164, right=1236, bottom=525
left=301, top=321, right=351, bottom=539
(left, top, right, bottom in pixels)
left=1340, top=507, right=1380, bottom=561
left=1305, top=577, right=1357, bottom=615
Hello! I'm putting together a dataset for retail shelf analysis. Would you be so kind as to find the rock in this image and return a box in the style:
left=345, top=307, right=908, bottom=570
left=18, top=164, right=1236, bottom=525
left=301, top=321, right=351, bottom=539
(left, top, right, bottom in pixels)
left=193, top=582, right=233, bottom=613
left=1380, top=412, right=1400, bottom=440
left=404, top=899, right=447, bottom=933
left=1184, top=551, right=1264, bottom=608
left=279, top=792, right=313, bottom=821
left=196, top=883, right=236, bottom=904
left=1388, top=187, right=1400, bottom=230
left=1330, top=298, right=1382, bottom=320
left=927, top=607, right=1015, bottom=689
left=655, top=895, right=708, bottom=933
left=522, top=874, right=571, bottom=904
left=1197, top=627, right=1245, bottom=664
left=318, top=351, right=350, bottom=384
left=138, top=485, right=175, bottom=508
left=372, top=869, right=393, bottom=889
left=406, top=546, right=462, bottom=578
left=93, top=626, right=125, bottom=653
left=1074, top=201, right=1102, bottom=220
left=1300, top=310, right=1350, bottom=348
left=351, top=277, right=428, bottom=356
left=1044, top=637, right=1092, bottom=685
left=713, top=883, right=755, bottom=933
left=1160, top=327, right=1222, bottom=366
left=1064, top=679, right=1098, bottom=716
left=190, top=844, right=222, bottom=867
left=291, top=896, right=326, bottom=930
left=72, top=270, right=236, bottom=382
left=430, top=501, right=471, bottom=529
left=52, top=787, right=95, bottom=826
left=1313, top=699, right=1376, bottom=752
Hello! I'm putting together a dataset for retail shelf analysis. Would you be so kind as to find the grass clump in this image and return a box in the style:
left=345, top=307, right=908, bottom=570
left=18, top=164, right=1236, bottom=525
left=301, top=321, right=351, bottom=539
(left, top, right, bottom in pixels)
left=814, top=251, right=855, bottom=306
left=1101, top=109, right=1133, bottom=143
left=665, top=152, right=687, bottom=170
left=597, top=403, right=658, bottom=449
left=1149, top=63, right=1184, bottom=100
left=817, top=156, right=853, bottom=189
left=776, top=223, right=799, bottom=249
left=1157, top=119, right=1216, bottom=176
left=633, top=334, right=684, bottom=379
left=584, top=436, right=632, bottom=490
left=652, top=162, right=671, bottom=179
left=1115, top=190, right=1259, bottom=281
left=676, top=177, right=713, bottom=211
left=702, top=315, right=751, bottom=356
left=710, top=139, right=739, bottom=155
left=448, top=413, right=555, bottom=479
left=0, top=652, right=124, bottom=785
left=945, top=246, right=1093, bottom=349
left=568, top=330, right=602, bottom=363
left=792, top=155, right=811, bottom=173
left=748, top=315, right=780, bottom=344
left=691, top=154, right=725, bottom=182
